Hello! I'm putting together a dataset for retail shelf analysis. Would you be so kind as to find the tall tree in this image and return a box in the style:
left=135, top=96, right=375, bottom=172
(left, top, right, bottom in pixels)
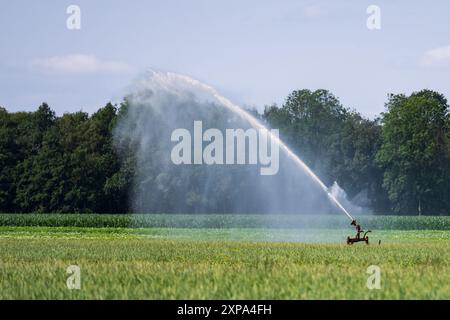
left=376, top=90, right=450, bottom=215
left=264, top=89, right=348, bottom=183
left=0, top=104, right=55, bottom=212
left=13, top=104, right=125, bottom=213
left=334, top=114, right=391, bottom=212
left=264, top=89, right=390, bottom=212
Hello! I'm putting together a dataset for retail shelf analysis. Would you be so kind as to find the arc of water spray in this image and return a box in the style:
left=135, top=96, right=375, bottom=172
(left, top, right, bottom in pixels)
left=152, top=71, right=355, bottom=221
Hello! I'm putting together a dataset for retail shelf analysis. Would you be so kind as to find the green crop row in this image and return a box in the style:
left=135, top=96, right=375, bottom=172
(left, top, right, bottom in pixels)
left=0, top=214, right=449, bottom=230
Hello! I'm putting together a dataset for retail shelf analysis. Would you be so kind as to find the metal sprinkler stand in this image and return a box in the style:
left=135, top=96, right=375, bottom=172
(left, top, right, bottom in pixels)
left=347, top=220, right=371, bottom=245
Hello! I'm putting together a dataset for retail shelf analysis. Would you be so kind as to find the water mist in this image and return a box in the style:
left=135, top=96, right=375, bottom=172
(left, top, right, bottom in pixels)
left=114, top=70, right=355, bottom=223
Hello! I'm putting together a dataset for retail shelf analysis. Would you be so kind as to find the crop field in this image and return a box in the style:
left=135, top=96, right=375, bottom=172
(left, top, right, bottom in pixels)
left=0, top=214, right=449, bottom=299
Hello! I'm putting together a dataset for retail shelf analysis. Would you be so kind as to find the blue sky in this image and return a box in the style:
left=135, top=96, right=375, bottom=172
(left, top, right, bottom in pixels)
left=1, top=0, right=450, bottom=118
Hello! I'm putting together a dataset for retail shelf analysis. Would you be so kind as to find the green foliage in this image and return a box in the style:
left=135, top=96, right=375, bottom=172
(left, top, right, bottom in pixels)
left=0, top=104, right=56, bottom=211
left=264, top=89, right=347, bottom=171
left=263, top=90, right=390, bottom=211
left=0, top=87, right=449, bottom=214
left=376, top=90, right=450, bottom=215
left=0, top=103, right=131, bottom=213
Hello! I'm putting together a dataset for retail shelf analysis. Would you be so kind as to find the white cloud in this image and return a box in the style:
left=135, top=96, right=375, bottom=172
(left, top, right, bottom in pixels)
left=421, top=45, right=450, bottom=67
left=302, top=5, right=321, bottom=18
left=31, top=54, right=133, bottom=74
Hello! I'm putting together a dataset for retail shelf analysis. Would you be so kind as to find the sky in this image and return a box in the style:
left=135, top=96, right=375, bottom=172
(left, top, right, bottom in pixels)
left=1, top=0, right=450, bottom=118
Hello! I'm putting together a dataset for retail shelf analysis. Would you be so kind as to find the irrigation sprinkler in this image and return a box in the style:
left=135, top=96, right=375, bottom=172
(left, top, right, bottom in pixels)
left=346, top=220, right=371, bottom=245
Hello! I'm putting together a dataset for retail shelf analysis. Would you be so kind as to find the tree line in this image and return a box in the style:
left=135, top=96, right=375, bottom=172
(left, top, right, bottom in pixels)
left=0, top=89, right=449, bottom=214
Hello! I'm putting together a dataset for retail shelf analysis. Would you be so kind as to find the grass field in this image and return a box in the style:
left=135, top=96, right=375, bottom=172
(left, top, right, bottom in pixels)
left=0, top=215, right=449, bottom=299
